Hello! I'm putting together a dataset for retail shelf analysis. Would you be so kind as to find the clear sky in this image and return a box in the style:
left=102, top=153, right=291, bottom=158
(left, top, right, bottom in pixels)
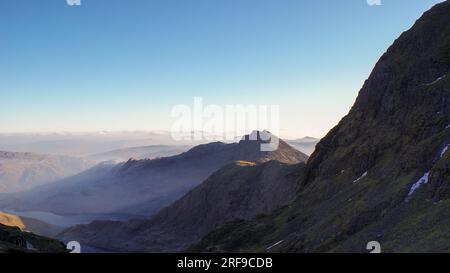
left=0, top=0, right=444, bottom=138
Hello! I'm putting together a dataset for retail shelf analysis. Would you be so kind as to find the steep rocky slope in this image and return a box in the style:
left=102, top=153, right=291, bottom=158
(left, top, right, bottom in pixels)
left=60, top=159, right=306, bottom=252
left=192, top=1, right=450, bottom=253
left=2, top=131, right=307, bottom=218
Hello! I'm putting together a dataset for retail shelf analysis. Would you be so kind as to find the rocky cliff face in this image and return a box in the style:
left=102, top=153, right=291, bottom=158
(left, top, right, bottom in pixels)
left=192, top=1, right=450, bottom=253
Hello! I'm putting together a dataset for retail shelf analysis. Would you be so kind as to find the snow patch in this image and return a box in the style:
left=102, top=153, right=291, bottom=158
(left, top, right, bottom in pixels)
left=407, top=144, right=448, bottom=200
left=266, top=240, right=284, bottom=250
left=440, top=144, right=449, bottom=158
left=407, top=172, right=430, bottom=197
left=425, top=74, right=448, bottom=86
left=353, top=171, right=368, bottom=183
left=446, top=125, right=450, bottom=129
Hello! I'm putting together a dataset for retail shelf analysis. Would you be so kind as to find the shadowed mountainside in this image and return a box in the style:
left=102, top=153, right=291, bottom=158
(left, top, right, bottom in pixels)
left=60, top=159, right=307, bottom=252
left=192, top=2, right=450, bottom=253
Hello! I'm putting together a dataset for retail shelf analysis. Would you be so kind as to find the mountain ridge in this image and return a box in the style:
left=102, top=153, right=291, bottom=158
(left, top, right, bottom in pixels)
left=1, top=132, right=307, bottom=220
left=192, top=1, right=450, bottom=253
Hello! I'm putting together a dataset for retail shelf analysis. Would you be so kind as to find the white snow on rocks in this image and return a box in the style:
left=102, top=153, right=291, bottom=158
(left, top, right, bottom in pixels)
left=266, top=240, right=284, bottom=250
left=407, top=172, right=430, bottom=197
left=353, top=171, right=368, bottom=183
left=425, top=73, right=448, bottom=86
left=406, top=144, right=449, bottom=200
left=440, top=144, right=449, bottom=158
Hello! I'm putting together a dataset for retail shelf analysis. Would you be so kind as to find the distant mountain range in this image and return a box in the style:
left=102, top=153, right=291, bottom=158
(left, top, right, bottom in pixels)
left=0, top=131, right=231, bottom=158
left=0, top=131, right=317, bottom=158
left=286, top=137, right=319, bottom=156
left=0, top=132, right=308, bottom=220
left=0, top=151, right=94, bottom=193
left=87, top=140, right=316, bottom=162
left=0, top=131, right=205, bottom=157
left=87, top=145, right=192, bottom=162
left=0, top=135, right=313, bottom=197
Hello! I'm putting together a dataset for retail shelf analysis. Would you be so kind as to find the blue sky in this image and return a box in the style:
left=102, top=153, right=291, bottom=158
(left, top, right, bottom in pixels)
left=0, top=0, right=444, bottom=138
